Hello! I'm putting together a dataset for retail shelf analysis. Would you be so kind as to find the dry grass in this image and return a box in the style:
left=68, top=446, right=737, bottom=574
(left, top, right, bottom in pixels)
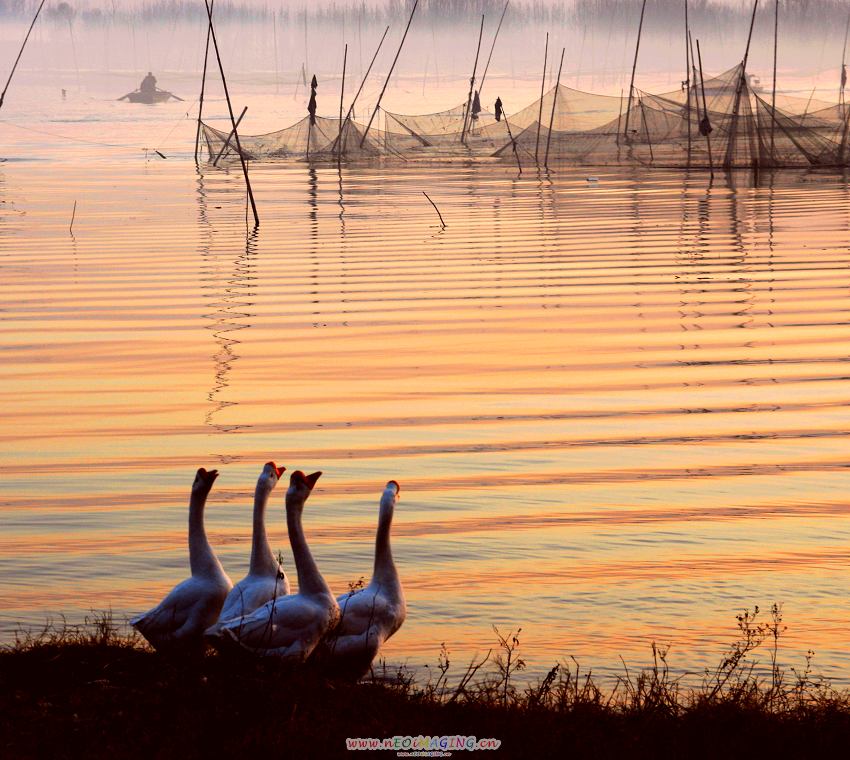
left=2, top=605, right=850, bottom=758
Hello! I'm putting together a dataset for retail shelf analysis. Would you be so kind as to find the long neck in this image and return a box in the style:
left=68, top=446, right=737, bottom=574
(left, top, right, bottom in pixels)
left=286, top=500, right=330, bottom=596
left=372, top=497, right=399, bottom=588
left=249, top=483, right=277, bottom=575
left=188, top=490, right=220, bottom=577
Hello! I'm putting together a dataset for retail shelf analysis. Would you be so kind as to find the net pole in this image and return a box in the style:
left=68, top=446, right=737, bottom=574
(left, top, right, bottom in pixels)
left=685, top=0, right=692, bottom=165
left=841, top=13, right=850, bottom=115
left=696, top=39, right=714, bottom=179
left=770, top=0, right=778, bottom=162
left=534, top=33, right=549, bottom=162
left=616, top=88, right=624, bottom=151
left=725, top=0, right=759, bottom=170
left=623, top=0, right=647, bottom=141
left=0, top=0, right=47, bottom=110
left=639, top=97, right=654, bottom=162
left=194, top=0, right=214, bottom=163
left=212, top=105, right=248, bottom=166
left=544, top=47, right=565, bottom=168
left=840, top=13, right=850, bottom=162
left=203, top=0, right=259, bottom=227
left=361, top=0, right=418, bottom=148
left=461, top=14, right=486, bottom=144
left=479, top=1, right=510, bottom=96
left=330, top=26, right=389, bottom=156
left=502, top=103, right=522, bottom=174
left=338, top=42, right=347, bottom=159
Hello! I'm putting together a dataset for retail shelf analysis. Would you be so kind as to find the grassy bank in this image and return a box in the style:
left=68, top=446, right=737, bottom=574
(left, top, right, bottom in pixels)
left=3, top=608, right=850, bottom=758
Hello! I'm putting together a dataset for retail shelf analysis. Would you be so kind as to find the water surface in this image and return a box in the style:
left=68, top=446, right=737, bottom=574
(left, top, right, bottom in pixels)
left=3, top=93, right=850, bottom=684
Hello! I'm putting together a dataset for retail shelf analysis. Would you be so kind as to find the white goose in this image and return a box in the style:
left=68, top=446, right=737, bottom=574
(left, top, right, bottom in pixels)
left=205, top=461, right=289, bottom=639
left=219, top=470, right=340, bottom=661
left=131, top=467, right=232, bottom=650
left=315, top=480, right=406, bottom=680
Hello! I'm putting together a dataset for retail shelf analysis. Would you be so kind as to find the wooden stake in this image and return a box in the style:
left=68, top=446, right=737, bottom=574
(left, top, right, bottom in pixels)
left=544, top=47, right=565, bottom=167
left=194, top=0, right=214, bottom=163
left=423, top=192, right=446, bottom=229
left=623, top=0, right=647, bottom=141
left=203, top=0, right=259, bottom=227
left=461, top=14, right=486, bottom=144
left=69, top=200, right=77, bottom=235
left=535, top=33, right=548, bottom=162
left=361, top=0, right=419, bottom=148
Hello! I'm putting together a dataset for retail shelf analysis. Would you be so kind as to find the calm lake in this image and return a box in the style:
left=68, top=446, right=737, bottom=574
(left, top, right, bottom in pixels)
left=2, top=75, right=850, bottom=685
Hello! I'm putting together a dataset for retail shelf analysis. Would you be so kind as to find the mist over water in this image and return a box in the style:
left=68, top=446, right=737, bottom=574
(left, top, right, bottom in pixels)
left=3, top=1, right=850, bottom=685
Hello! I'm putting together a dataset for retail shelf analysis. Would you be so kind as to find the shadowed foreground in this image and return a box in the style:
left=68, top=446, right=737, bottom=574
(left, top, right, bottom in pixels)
left=2, top=610, right=850, bottom=759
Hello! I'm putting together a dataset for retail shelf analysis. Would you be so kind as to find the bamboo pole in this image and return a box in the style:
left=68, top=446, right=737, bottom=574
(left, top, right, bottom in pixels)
left=770, top=0, right=778, bottom=161
left=501, top=101, right=522, bottom=174
left=685, top=0, right=692, bottom=165
left=461, top=15, right=486, bottom=144
left=194, top=0, right=215, bottom=163
left=544, top=47, right=565, bottom=167
left=1, top=0, right=48, bottom=110
left=840, top=13, right=850, bottom=162
left=535, top=33, right=548, bottom=162
left=332, top=25, right=389, bottom=155
left=639, top=97, right=654, bottom=162
left=338, top=43, right=348, bottom=157
left=203, top=0, right=259, bottom=227
left=696, top=39, right=715, bottom=178
left=478, top=1, right=510, bottom=96
left=724, top=0, right=759, bottom=169
left=623, top=0, right=647, bottom=141
left=212, top=105, right=248, bottom=166
left=842, top=12, right=850, bottom=115
left=361, top=0, right=419, bottom=148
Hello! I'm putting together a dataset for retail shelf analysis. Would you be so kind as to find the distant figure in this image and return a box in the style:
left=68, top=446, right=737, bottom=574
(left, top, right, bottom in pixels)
left=471, top=90, right=481, bottom=122
left=842, top=64, right=848, bottom=91
left=308, top=74, right=317, bottom=126
left=494, top=96, right=503, bottom=122
left=140, top=72, right=157, bottom=95
left=61, top=89, right=67, bottom=100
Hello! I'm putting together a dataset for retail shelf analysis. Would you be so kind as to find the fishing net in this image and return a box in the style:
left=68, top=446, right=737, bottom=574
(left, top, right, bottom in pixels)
left=201, top=63, right=850, bottom=169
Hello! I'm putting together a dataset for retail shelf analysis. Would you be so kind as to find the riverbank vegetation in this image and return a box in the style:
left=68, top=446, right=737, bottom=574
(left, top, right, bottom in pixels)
left=2, top=606, right=850, bottom=758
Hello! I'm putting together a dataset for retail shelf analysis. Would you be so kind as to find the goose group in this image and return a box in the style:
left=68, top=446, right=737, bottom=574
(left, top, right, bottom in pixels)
left=131, top=462, right=405, bottom=679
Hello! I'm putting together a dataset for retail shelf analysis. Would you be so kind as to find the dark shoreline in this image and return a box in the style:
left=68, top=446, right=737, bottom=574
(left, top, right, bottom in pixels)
left=3, top=612, right=850, bottom=758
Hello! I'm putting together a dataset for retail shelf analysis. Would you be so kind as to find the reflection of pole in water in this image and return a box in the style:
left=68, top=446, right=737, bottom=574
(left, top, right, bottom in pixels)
left=196, top=166, right=257, bottom=435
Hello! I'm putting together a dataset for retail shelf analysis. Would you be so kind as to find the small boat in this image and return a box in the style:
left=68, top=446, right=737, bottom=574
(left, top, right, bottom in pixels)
left=118, top=88, right=182, bottom=104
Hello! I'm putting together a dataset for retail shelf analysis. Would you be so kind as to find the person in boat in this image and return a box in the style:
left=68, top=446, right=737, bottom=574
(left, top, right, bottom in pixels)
left=140, top=72, right=157, bottom=95
left=495, top=96, right=503, bottom=122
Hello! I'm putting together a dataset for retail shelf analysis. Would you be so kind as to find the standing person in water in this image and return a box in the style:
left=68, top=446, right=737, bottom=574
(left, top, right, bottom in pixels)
left=308, top=75, right=317, bottom=125
left=140, top=72, right=157, bottom=94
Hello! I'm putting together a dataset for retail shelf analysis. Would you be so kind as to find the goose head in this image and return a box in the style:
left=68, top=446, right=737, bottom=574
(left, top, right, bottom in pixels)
left=192, top=467, right=219, bottom=496
left=382, top=480, right=400, bottom=506
left=286, top=470, right=322, bottom=509
left=258, top=461, right=286, bottom=492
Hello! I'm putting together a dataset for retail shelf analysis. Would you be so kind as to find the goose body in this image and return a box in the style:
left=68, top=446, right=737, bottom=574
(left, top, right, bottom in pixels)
left=131, top=468, right=232, bottom=650
left=206, top=462, right=289, bottom=638
left=219, top=471, right=340, bottom=661
left=316, top=481, right=405, bottom=680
